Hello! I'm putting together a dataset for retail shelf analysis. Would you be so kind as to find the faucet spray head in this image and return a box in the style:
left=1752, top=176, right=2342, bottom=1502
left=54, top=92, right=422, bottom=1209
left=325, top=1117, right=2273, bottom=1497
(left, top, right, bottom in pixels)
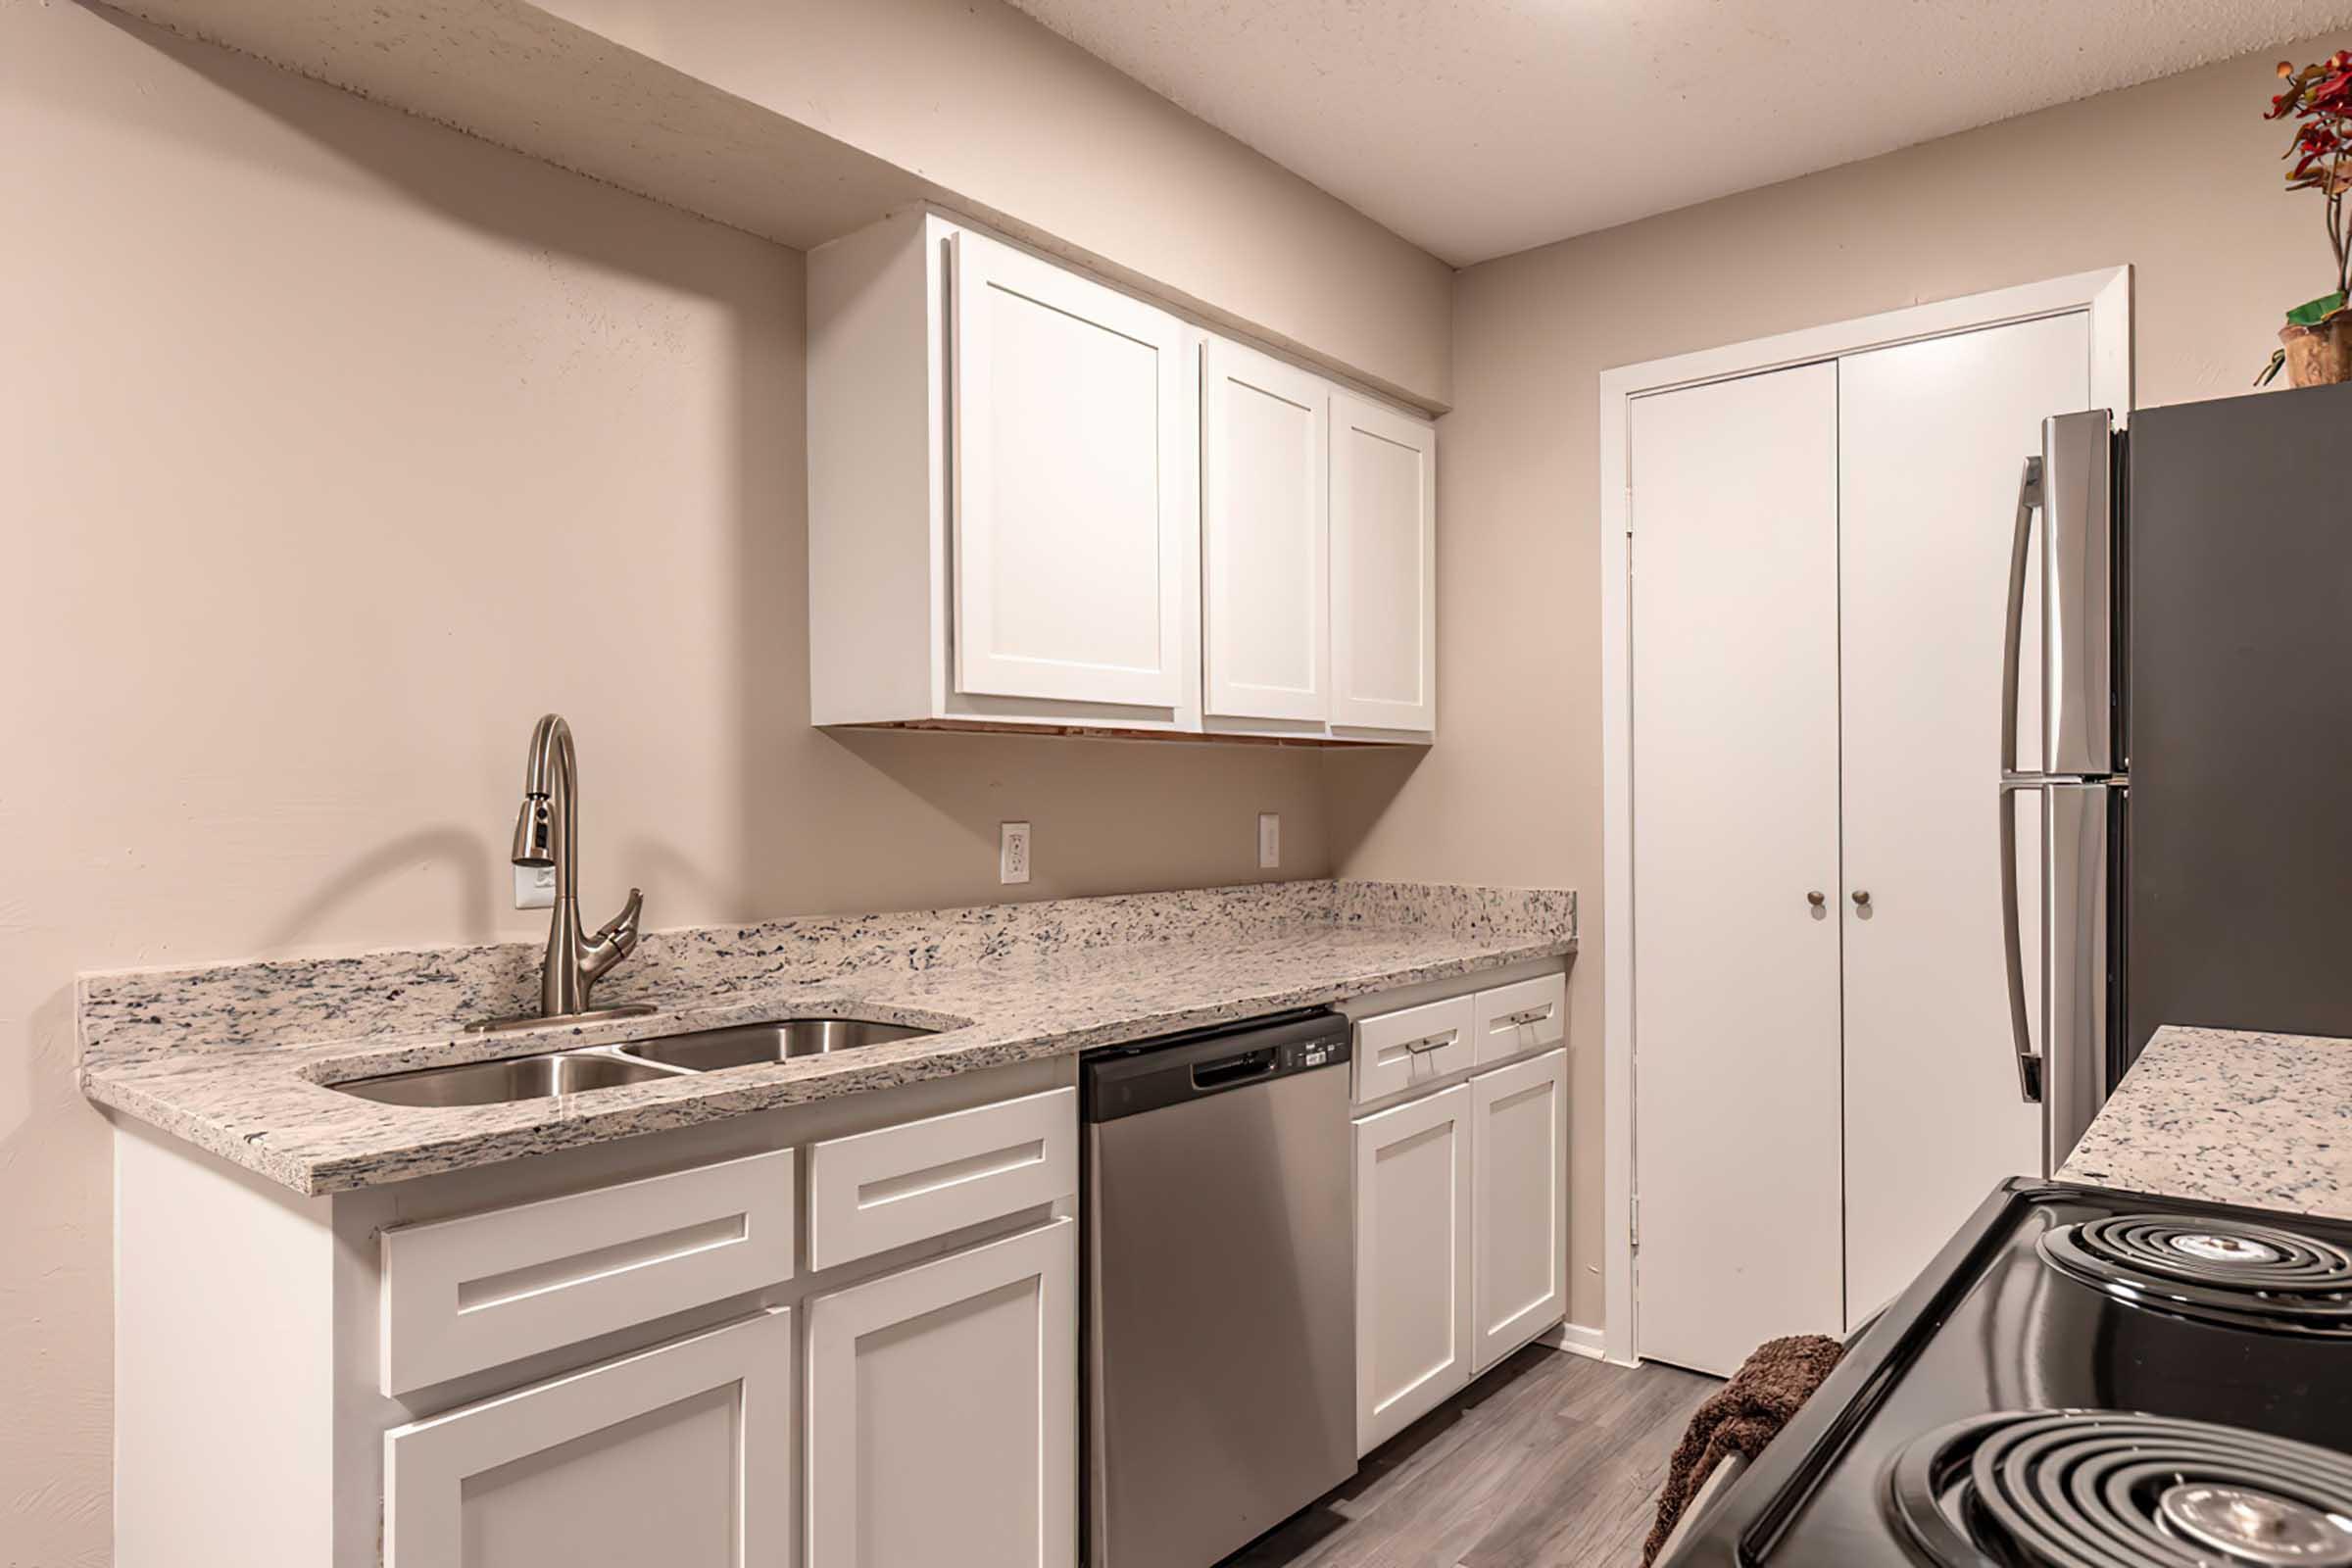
left=512, top=796, right=555, bottom=867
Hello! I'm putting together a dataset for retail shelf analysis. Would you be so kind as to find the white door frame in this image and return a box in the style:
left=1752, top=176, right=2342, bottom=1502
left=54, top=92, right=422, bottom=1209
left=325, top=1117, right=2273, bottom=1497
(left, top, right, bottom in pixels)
left=1596, top=268, right=2132, bottom=1366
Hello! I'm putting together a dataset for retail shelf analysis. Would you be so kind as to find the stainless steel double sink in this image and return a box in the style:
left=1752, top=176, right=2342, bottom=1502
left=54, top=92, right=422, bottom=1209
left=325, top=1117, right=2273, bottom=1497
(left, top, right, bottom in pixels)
left=330, top=1018, right=938, bottom=1107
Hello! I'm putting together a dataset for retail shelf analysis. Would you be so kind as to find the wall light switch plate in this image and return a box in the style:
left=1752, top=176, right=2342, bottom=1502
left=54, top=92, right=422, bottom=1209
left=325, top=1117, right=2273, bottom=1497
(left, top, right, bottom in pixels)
left=514, top=862, right=557, bottom=910
left=1257, top=812, right=1280, bottom=869
left=1000, top=821, right=1031, bottom=885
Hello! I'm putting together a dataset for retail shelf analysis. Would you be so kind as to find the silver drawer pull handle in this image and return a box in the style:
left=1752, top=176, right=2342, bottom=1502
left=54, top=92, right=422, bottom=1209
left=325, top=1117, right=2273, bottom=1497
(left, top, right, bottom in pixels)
left=1403, top=1031, right=1456, bottom=1054
left=1497, top=1007, right=1552, bottom=1028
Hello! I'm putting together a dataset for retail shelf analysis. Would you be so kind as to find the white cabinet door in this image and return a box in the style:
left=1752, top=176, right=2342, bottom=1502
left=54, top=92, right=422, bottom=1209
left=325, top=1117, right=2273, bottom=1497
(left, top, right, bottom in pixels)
left=1202, top=338, right=1329, bottom=722
left=1630, top=362, right=1845, bottom=1377
left=1470, top=1050, right=1568, bottom=1373
left=1838, top=315, right=2086, bottom=1325
left=807, top=1218, right=1076, bottom=1568
left=952, top=230, right=1191, bottom=710
left=1330, top=391, right=1437, bottom=732
left=1353, top=1083, right=1471, bottom=1453
left=383, top=1308, right=792, bottom=1568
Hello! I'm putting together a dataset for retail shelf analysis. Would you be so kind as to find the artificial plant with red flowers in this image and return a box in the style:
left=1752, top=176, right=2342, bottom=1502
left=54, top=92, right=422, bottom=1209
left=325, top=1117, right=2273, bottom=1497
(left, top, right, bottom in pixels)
left=2267, top=48, right=2352, bottom=321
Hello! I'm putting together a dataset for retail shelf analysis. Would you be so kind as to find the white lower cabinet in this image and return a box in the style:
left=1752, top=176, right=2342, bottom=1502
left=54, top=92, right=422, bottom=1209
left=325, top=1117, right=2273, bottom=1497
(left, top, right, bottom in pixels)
left=111, top=1063, right=1083, bottom=1568
left=1353, top=1083, right=1473, bottom=1453
left=383, top=1306, right=795, bottom=1568
left=1353, top=1043, right=1569, bottom=1455
left=1470, top=1050, right=1569, bottom=1373
left=806, top=1217, right=1077, bottom=1568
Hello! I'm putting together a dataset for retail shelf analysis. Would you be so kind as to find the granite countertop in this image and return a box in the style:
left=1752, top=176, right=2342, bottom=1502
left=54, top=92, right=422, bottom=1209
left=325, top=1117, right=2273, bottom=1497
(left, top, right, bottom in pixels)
left=2057, top=1023, right=2351, bottom=1220
left=79, top=879, right=1574, bottom=1196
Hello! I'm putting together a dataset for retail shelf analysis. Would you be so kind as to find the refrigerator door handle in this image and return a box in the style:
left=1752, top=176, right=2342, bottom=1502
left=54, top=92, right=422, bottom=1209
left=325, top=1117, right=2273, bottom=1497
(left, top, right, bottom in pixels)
left=2001, top=456, right=2043, bottom=778
left=1998, top=780, right=2043, bottom=1105
left=2045, top=783, right=2115, bottom=1175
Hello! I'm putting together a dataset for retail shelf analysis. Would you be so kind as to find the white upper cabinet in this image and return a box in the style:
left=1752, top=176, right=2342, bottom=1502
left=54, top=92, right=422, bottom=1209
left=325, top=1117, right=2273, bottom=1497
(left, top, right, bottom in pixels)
left=1330, top=391, right=1439, bottom=734
left=808, top=209, right=1200, bottom=734
left=808, top=207, right=1436, bottom=745
left=1202, top=337, right=1330, bottom=724
left=952, top=231, right=1191, bottom=710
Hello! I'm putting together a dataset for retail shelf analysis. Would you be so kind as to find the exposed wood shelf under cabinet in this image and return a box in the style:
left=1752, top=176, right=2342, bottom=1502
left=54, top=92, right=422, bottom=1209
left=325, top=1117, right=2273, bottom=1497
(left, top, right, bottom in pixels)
left=828, top=717, right=1401, bottom=747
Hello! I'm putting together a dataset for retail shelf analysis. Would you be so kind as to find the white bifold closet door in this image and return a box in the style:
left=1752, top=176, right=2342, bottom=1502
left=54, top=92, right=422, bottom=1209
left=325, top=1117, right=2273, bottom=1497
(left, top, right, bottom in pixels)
left=1630, top=315, right=2095, bottom=1376
left=1837, top=315, right=2086, bottom=1324
left=1630, top=362, right=1845, bottom=1379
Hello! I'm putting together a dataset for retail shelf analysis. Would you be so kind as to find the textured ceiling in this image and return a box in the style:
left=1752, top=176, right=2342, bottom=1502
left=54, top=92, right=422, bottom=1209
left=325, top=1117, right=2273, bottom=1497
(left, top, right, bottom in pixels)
left=1003, top=0, right=2352, bottom=266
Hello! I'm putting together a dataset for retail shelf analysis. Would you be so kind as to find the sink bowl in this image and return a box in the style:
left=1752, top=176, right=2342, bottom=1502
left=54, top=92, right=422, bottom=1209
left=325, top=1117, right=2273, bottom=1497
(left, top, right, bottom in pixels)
left=327, top=1017, right=940, bottom=1105
left=332, top=1050, right=684, bottom=1107
left=618, top=1018, right=935, bottom=1071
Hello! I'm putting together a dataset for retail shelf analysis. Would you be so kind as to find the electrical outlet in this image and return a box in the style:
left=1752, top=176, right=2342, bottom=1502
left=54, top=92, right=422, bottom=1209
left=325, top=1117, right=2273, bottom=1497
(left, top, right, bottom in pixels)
left=1000, top=821, right=1032, bottom=885
left=1257, top=812, right=1281, bottom=869
left=514, top=862, right=557, bottom=910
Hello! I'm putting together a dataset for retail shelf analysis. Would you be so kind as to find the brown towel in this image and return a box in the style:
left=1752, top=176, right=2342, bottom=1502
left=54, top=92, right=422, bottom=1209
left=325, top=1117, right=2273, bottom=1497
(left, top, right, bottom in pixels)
left=1641, top=1335, right=1845, bottom=1565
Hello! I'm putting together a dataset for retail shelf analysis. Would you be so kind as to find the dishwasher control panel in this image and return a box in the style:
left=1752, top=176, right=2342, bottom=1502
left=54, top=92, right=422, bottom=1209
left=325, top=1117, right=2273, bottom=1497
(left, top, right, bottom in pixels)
left=1286, top=1036, right=1345, bottom=1071
left=1083, top=1009, right=1351, bottom=1121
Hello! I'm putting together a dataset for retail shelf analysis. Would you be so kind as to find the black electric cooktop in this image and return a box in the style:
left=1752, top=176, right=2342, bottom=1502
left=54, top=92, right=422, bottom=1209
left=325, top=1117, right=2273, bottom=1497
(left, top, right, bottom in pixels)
left=1664, top=1179, right=2352, bottom=1568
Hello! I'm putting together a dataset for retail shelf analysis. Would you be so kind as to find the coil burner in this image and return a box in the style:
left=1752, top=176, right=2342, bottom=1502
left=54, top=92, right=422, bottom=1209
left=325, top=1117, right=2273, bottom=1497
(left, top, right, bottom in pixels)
left=2038, top=1214, right=2352, bottom=1336
left=1889, top=1410, right=2352, bottom=1567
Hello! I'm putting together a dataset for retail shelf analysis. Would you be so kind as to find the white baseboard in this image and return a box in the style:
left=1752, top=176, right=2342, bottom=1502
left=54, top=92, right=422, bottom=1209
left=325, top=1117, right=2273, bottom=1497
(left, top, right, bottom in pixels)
left=1539, top=1321, right=1607, bottom=1360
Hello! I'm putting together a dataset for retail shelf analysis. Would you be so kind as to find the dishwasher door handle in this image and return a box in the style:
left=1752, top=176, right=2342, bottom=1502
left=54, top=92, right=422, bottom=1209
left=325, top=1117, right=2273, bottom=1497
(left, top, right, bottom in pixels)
left=1193, top=1048, right=1278, bottom=1091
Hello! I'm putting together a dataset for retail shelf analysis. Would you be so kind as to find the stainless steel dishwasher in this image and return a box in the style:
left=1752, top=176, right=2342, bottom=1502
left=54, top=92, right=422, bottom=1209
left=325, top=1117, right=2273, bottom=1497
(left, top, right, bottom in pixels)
left=1083, top=1008, right=1355, bottom=1568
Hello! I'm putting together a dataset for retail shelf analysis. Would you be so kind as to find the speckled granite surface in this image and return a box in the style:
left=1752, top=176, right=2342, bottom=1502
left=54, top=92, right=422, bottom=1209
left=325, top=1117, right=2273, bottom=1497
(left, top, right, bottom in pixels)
left=79, top=880, right=1574, bottom=1195
left=2057, top=1024, right=2352, bottom=1220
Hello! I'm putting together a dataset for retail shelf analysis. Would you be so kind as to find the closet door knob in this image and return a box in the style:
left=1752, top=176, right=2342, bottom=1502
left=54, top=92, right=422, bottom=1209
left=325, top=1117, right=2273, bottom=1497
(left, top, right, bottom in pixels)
left=1806, top=891, right=1826, bottom=908
left=1851, top=890, right=1872, bottom=907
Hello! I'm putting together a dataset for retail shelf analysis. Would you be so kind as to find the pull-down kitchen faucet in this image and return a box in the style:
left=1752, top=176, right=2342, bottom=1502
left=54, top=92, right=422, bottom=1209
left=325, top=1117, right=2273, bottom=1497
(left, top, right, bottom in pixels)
left=466, top=713, right=653, bottom=1034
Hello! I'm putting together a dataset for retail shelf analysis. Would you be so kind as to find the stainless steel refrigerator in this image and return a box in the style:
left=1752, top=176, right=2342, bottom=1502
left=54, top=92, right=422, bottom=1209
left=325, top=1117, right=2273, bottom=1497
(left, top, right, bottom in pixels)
left=2003, top=381, right=2352, bottom=1172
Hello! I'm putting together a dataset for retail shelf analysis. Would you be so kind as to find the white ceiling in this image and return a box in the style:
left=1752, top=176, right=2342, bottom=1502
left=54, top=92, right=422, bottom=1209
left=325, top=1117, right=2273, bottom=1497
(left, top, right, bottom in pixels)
left=1003, top=0, right=2352, bottom=266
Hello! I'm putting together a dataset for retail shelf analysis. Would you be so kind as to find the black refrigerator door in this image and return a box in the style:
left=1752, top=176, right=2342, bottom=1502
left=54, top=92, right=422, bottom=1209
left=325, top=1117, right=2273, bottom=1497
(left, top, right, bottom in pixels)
left=2126, top=380, right=2352, bottom=1060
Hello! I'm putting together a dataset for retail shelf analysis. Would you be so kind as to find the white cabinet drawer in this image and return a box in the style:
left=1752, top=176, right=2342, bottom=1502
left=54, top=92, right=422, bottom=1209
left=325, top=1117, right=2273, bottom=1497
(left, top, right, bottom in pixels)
left=1471, top=973, right=1566, bottom=1065
left=1352, top=995, right=1476, bottom=1104
left=808, top=1086, right=1077, bottom=1272
left=379, top=1148, right=796, bottom=1397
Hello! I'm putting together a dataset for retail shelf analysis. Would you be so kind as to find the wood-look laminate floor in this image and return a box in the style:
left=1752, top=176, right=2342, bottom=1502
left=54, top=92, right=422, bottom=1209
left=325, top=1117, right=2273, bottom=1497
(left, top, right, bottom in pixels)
left=1221, top=1346, right=1719, bottom=1568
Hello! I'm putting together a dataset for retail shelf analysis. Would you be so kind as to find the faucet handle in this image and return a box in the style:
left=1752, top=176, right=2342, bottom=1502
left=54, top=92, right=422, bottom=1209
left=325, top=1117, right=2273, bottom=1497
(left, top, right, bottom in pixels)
left=595, top=888, right=646, bottom=953
left=580, top=889, right=646, bottom=987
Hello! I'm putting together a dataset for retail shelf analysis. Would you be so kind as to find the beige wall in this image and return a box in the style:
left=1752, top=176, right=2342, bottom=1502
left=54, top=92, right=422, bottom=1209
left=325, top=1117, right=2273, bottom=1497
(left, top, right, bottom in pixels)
left=536, top=0, right=1456, bottom=407
left=1327, top=36, right=2345, bottom=1330
left=0, top=8, right=1330, bottom=1558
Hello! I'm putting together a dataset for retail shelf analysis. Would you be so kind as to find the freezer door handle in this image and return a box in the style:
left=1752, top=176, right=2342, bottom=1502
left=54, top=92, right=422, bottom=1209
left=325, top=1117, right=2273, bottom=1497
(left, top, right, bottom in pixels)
left=1998, top=780, right=2043, bottom=1106
left=2001, top=456, right=2042, bottom=779
left=2041, top=412, right=2117, bottom=776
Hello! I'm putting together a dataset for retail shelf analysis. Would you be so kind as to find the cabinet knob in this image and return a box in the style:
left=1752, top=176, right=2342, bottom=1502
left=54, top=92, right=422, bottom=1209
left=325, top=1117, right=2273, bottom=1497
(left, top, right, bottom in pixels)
left=1851, top=890, right=1872, bottom=907
left=1806, top=891, right=1826, bottom=908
